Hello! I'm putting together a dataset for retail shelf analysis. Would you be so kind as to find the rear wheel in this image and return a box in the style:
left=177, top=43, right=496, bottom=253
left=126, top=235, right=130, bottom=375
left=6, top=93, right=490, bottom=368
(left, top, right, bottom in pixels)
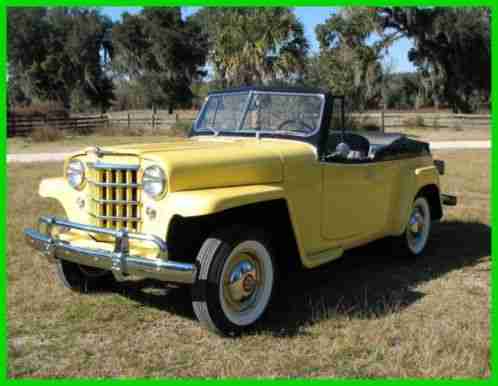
left=56, top=259, right=115, bottom=293
left=395, top=196, right=432, bottom=256
left=192, top=227, right=276, bottom=336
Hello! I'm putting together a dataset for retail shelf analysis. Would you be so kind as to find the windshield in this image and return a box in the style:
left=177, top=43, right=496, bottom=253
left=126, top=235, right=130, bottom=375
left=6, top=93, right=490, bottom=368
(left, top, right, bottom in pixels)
left=194, top=91, right=324, bottom=136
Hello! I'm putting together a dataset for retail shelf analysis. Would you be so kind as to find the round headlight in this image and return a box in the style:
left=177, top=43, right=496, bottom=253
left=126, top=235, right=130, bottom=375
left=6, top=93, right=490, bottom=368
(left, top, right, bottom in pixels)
left=66, top=159, right=85, bottom=189
left=143, top=165, right=167, bottom=199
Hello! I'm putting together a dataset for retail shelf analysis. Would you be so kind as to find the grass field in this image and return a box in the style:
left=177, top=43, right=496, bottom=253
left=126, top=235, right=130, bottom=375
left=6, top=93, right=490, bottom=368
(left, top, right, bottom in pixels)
left=7, top=150, right=490, bottom=378
left=7, top=125, right=490, bottom=155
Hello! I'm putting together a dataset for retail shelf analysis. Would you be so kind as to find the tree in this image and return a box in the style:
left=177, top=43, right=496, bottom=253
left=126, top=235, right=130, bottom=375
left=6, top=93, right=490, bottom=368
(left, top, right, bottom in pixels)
left=111, top=8, right=208, bottom=112
left=8, top=7, right=114, bottom=111
left=315, top=8, right=396, bottom=111
left=377, top=7, right=491, bottom=113
left=192, top=8, right=308, bottom=87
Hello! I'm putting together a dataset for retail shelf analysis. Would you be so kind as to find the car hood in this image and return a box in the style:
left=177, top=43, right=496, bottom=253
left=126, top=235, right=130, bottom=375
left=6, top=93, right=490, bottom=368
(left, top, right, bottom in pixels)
left=95, top=136, right=310, bottom=192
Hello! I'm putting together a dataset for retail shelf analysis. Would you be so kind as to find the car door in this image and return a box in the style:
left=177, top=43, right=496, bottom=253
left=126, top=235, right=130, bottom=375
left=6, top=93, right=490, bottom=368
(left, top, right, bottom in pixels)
left=320, top=161, right=397, bottom=243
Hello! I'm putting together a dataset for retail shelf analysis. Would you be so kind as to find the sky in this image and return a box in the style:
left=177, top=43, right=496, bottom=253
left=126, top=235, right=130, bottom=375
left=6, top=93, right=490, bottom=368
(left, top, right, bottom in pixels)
left=102, top=6, right=416, bottom=73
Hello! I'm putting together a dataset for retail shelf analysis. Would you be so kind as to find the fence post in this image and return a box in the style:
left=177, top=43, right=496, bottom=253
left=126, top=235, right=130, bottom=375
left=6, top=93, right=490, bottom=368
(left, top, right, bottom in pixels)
left=381, top=110, right=385, bottom=133
left=152, top=114, right=156, bottom=130
left=10, top=113, right=15, bottom=136
left=127, top=113, right=130, bottom=129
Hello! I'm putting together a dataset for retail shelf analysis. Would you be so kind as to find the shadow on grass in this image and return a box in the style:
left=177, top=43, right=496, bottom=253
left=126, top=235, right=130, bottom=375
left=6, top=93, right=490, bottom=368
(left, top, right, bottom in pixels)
left=111, top=220, right=490, bottom=336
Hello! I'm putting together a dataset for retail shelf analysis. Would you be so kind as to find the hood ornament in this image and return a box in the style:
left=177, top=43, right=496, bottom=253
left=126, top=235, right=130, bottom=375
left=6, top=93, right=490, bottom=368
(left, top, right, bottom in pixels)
left=86, top=146, right=104, bottom=159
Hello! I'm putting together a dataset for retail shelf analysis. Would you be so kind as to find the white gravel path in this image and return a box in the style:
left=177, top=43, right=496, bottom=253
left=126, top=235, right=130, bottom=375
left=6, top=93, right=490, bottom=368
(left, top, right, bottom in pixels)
left=6, top=140, right=491, bottom=163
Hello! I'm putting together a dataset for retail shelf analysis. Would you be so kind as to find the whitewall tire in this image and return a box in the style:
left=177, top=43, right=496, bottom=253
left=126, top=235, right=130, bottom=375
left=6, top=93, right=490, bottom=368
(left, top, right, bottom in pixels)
left=192, top=227, right=276, bottom=336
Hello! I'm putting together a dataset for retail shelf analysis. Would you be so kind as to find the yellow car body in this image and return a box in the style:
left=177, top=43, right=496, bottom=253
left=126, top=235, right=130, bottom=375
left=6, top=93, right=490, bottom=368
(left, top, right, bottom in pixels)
left=38, top=136, right=440, bottom=268
left=25, top=87, right=455, bottom=335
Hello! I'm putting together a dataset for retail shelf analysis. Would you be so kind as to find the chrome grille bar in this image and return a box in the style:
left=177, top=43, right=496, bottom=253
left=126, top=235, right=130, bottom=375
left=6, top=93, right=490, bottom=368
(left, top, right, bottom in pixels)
left=91, top=198, right=140, bottom=205
left=89, top=180, right=141, bottom=188
left=88, top=163, right=141, bottom=232
left=90, top=213, right=142, bottom=222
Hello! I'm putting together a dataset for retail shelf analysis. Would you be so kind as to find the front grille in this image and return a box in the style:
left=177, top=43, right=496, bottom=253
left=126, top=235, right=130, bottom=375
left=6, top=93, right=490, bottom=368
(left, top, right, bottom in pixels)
left=88, top=164, right=141, bottom=232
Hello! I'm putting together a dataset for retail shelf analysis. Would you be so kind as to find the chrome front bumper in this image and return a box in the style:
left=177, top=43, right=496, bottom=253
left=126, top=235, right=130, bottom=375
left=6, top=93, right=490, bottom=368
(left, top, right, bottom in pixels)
left=24, top=216, right=197, bottom=285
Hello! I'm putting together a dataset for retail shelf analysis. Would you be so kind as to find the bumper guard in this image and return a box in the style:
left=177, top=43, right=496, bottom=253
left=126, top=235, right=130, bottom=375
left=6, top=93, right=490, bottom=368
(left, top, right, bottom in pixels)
left=24, top=216, right=197, bottom=284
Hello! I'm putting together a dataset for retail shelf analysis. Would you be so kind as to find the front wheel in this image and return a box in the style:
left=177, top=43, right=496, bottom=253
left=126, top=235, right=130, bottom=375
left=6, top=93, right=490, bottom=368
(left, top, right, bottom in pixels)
left=192, top=227, right=276, bottom=336
left=56, top=259, right=116, bottom=293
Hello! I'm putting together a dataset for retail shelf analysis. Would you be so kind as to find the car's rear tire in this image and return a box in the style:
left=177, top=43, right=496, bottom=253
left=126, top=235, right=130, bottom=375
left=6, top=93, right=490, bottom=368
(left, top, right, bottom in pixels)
left=56, top=259, right=115, bottom=293
left=395, top=196, right=432, bottom=257
left=192, top=227, right=276, bottom=336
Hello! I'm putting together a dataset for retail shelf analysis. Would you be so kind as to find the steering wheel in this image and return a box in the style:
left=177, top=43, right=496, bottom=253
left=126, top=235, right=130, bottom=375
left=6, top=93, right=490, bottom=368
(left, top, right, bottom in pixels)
left=276, top=119, right=314, bottom=133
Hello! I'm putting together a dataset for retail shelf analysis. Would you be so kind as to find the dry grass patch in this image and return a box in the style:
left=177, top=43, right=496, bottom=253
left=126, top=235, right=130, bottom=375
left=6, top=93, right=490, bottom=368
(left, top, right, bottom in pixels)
left=7, top=150, right=490, bottom=378
left=386, top=126, right=490, bottom=142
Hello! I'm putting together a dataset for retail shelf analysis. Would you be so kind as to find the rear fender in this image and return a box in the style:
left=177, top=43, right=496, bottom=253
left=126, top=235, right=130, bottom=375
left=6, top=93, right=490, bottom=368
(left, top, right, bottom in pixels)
left=393, top=165, right=440, bottom=235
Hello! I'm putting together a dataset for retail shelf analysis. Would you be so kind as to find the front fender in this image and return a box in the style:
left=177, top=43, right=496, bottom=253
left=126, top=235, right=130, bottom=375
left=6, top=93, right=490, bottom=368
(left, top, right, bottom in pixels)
left=38, top=177, right=88, bottom=223
left=164, top=184, right=287, bottom=217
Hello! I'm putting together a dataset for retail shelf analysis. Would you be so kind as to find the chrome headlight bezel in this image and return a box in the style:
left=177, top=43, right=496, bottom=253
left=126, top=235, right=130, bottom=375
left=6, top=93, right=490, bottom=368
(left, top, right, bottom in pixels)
left=66, top=159, right=86, bottom=190
left=142, top=165, right=167, bottom=199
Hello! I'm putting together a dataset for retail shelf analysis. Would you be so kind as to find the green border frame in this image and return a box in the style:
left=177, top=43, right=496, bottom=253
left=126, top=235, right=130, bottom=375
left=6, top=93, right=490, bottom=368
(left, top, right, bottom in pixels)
left=0, top=1, right=495, bottom=381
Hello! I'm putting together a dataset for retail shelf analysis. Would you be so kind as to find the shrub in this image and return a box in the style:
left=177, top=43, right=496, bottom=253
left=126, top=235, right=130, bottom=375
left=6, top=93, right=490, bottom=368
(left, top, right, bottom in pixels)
left=170, top=119, right=194, bottom=137
left=432, top=117, right=440, bottom=131
left=402, top=115, right=426, bottom=128
left=359, top=116, right=381, bottom=132
left=30, top=125, right=64, bottom=142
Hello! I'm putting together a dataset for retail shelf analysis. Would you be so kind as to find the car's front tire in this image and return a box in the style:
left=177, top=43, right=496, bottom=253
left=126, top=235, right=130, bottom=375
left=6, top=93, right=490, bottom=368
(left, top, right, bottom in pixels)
left=192, top=227, right=276, bottom=336
left=396, top=196, right=432, bottom=256
left=56, top=259, right=116, bottom=293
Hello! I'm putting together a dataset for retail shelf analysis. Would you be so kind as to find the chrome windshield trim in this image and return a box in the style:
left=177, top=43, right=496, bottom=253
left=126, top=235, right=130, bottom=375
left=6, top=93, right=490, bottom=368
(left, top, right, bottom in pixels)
left=193, top=91, right=325, bottom=138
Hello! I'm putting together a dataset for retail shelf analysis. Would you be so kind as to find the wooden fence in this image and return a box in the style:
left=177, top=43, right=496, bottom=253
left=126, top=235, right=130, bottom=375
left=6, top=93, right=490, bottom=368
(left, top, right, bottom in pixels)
left=7, top=110, right=490, bottom=136
left=7, top=110, right=197, bottom=137
left=351, top=112, right=491, bottom=131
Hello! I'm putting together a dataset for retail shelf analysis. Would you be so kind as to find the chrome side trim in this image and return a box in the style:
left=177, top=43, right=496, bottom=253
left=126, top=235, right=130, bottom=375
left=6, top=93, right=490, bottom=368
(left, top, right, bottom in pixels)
left=24, top=216, right=197, bottom=284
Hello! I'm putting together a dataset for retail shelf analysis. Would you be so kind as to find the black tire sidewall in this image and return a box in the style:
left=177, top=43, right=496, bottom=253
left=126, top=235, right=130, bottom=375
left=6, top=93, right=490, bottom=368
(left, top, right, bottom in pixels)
left=192, top=228, right=276, bottom=336
left=56, top=259, right=115, bottom=293
left=398, top=196, right=432, bottom=257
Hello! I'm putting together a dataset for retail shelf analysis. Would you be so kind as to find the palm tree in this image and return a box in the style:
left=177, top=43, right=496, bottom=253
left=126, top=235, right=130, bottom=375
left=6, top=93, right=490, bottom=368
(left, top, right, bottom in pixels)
left=202, top=8, right=308, bottom=87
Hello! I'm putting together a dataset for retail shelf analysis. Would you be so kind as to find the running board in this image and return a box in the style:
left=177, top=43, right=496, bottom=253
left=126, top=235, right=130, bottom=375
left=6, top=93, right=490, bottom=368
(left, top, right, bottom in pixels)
left=303, top=247, right=344, bottom=268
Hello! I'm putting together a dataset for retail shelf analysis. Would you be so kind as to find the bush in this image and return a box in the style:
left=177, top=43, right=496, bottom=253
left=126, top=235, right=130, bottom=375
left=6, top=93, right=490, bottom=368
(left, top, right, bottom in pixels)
left=30, top=125, right=64, bottom=142
left=170, top=119, right=194, bottom=137
left=402, top=115, right=426, bottom=128
left=432, top=117, right=440, bottom=131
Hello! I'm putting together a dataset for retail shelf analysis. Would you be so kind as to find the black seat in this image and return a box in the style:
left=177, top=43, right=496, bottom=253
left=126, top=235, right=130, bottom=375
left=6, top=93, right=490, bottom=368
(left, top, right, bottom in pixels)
left=327, top=131, right=370, bottom=156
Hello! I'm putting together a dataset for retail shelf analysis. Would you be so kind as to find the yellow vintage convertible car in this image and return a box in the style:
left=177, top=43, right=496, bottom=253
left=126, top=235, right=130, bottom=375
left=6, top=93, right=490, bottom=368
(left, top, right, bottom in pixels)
left=25, top=87, right=456, bottom=335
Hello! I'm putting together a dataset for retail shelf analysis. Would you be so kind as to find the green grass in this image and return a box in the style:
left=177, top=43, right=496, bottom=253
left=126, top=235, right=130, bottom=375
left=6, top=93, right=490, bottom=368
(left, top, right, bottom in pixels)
left=7, top=150, right=490, bottom=378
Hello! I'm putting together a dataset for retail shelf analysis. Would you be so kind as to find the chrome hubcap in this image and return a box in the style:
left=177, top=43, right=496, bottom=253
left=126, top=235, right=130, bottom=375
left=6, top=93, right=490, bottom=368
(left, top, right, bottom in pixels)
left=409, top=210, right=424, bottom=236
left=406, top=199, right=430, bottom=254
left=223, top=253, right=260, bottom=312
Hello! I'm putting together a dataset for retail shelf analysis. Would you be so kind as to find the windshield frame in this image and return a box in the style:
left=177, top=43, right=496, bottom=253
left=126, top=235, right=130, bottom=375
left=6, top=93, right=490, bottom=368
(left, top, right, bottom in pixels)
left=193, top=90, right=326, bottom=138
